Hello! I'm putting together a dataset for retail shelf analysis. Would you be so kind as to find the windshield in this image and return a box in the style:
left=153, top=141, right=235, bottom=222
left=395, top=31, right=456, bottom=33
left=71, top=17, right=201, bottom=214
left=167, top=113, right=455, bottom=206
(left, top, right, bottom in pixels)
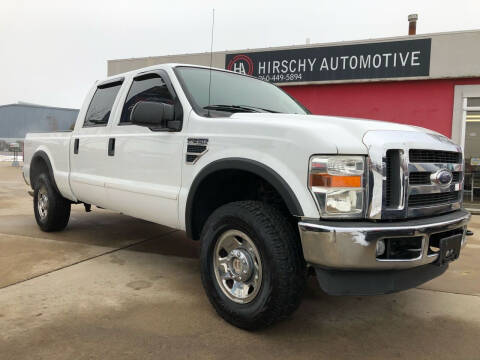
left=174, top=67, right=309, bottom=115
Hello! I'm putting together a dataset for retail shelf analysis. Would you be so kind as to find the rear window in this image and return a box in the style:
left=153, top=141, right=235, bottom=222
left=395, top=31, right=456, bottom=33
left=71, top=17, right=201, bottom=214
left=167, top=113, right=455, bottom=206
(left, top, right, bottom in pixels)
left=83, top=81, right=123, bottom=127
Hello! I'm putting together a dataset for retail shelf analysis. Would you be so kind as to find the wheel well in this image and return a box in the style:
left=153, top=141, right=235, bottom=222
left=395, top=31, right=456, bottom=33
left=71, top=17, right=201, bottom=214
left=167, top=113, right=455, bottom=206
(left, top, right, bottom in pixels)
left=30, top=156, right=49, bottom=188
left=29, top=153, right=59, bottom=194
left=188, top=169, right=298, bottom=240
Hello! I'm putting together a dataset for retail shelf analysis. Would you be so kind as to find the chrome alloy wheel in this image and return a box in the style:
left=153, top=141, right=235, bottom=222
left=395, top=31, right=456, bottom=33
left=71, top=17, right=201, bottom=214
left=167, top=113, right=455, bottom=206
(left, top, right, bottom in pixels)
left=213, top=230, right=263, bottom=304
left=37, top=186, right=49, bottom=220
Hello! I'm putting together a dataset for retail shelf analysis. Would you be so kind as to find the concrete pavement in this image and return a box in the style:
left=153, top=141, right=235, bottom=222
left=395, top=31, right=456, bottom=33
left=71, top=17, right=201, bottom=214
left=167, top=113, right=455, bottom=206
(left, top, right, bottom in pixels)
left=0, top=162, right=479, bottom=360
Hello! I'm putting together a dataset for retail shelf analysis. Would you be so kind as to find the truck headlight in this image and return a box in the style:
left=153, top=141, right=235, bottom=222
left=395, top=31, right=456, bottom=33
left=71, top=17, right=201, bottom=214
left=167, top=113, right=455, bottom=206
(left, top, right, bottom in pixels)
left=309, top=156, right=366, bottom=218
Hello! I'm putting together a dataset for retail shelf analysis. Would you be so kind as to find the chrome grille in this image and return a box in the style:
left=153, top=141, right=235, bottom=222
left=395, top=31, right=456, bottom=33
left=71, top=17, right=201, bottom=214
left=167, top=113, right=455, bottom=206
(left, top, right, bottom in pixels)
left=409, top=171, right=462, bottom=185
left=385, top=150, right=394, bottom=207
left=409, top=191, right=460, bottom=207
left=405, top=150, right=463, bottom=213
left=409, top=172, right=431, bottom=185
left=384, top=150, right=403, bottom=209
left=363, top=130, right=464, bottom=220
left=409, top=149, right=461, bottom=163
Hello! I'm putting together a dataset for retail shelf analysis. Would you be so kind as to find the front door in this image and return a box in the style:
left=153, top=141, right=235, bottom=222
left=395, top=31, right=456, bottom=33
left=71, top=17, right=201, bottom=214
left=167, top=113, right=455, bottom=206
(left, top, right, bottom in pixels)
left=102, top=71, right=184, bottom=229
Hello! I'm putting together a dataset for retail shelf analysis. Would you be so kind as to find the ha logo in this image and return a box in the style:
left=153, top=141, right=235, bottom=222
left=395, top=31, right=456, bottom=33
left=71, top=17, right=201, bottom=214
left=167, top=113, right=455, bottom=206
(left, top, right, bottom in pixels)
left=227, top=54, right=254, bottom=75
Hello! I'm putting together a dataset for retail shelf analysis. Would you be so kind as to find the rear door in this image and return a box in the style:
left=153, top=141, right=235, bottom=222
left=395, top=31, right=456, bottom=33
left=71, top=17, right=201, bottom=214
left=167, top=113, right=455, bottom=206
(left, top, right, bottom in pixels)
left=102, top=70, right=184, bottom=228
left=69, top=78, right=124, bottom=207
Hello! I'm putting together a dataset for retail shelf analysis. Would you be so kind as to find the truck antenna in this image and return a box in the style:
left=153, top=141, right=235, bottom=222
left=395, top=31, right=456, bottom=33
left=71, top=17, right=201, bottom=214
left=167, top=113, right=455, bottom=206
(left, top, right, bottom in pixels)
left=207, top=8, right=215, bottom=116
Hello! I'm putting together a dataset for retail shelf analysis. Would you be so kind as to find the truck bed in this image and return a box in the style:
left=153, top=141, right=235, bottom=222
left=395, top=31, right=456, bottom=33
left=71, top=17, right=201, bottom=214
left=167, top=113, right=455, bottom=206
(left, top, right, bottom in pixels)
left=23, top=132, right=74, bottom=201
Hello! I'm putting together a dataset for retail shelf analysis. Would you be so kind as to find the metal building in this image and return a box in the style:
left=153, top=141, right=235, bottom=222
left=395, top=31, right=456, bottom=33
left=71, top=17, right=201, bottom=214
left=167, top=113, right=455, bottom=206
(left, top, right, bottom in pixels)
left=0, top=103, right=78, bottom=151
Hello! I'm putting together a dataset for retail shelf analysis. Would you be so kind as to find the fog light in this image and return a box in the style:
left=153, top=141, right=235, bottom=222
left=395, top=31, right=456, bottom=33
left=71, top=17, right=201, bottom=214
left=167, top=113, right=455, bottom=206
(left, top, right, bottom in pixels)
left=376, top=239, right=386, bottom=256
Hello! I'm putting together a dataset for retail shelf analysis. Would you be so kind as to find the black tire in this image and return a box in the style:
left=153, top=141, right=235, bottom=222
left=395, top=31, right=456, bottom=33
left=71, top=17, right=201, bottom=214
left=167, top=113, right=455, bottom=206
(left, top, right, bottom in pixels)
left=200, top=200, right=306, bottom=330
left=33, top=173, right=71, bottom=232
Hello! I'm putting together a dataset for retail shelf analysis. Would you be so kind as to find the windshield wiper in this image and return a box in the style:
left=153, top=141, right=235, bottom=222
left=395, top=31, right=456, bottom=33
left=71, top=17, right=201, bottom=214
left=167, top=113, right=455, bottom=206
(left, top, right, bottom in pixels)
left=238, top=105, right=279, bottom=113
left=203, top=104, right=279, bottom=113
left=203, top=104, right=258, bottom=113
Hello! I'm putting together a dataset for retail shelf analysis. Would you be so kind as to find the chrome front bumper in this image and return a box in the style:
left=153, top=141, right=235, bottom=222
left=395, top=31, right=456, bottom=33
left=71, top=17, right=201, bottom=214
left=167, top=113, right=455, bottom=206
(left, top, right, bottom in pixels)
left=298, top=209, right=470, bottom=270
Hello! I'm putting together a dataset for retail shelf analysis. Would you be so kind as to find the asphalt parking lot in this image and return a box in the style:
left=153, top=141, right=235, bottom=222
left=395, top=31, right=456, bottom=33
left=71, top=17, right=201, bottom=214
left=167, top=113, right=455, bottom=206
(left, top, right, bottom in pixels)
left=0, top=162, right=479, bottom=360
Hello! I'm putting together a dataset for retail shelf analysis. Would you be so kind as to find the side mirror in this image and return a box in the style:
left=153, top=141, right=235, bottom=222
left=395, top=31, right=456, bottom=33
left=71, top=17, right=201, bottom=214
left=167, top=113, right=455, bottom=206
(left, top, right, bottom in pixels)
left=130, top=101, right=174, bottom=129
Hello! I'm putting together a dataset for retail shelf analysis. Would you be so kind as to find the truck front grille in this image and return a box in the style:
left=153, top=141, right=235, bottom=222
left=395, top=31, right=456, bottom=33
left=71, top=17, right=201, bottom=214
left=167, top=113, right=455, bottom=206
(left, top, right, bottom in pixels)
left=382, top=147, right=462, bottom=218
left=409, top=171, right=461, bottom=185
left=385, top=150, right=402, bottom=208
left=408, top=191, right=460, bottom=207
left=364, top=130, right=463, bottom=220
left=409, top=149, right=461, bottom=163
left=385, top=150, right=393, bottom=207
left=409, top=172, right=431, bottom=185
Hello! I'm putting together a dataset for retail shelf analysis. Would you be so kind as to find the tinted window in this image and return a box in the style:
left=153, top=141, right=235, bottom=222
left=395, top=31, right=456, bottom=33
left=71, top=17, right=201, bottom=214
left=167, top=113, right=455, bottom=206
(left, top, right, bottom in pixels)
left=83, top=81, right=123, bottom=127
left=121, top=74, right=173, bottom=123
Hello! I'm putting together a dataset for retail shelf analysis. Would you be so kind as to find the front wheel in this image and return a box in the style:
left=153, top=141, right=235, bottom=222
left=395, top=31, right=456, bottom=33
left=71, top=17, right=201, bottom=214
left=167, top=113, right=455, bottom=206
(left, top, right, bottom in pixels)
left=200, top=201, right=306, bottom=330
left=33, top=173, right=71, bottom=232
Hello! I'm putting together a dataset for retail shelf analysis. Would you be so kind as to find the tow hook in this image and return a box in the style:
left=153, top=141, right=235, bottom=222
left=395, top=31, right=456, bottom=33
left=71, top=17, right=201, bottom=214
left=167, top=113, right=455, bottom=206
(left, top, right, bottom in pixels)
left=466, top=229, right=474, bottom=236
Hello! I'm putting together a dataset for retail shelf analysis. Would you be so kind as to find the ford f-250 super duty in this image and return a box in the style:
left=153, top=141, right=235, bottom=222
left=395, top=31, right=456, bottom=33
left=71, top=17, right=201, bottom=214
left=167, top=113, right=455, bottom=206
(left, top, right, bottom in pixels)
left=23, top=64, right=470, bottom=329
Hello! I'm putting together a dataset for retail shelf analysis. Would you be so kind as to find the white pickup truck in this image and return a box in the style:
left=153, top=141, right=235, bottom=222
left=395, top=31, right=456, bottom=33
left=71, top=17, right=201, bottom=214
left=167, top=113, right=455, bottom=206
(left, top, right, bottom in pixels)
left=23, top=64, right=470, bottom=329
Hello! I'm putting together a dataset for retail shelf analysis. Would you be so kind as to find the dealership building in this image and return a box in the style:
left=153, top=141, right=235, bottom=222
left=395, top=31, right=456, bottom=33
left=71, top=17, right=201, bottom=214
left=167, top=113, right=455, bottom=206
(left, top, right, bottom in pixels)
left=108, top=28, right=480, bottom=207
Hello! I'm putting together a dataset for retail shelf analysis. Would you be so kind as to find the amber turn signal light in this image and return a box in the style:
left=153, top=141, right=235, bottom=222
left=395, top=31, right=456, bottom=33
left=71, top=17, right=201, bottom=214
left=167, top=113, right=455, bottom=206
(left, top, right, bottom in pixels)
left=310, top=174, right=362, bottom=188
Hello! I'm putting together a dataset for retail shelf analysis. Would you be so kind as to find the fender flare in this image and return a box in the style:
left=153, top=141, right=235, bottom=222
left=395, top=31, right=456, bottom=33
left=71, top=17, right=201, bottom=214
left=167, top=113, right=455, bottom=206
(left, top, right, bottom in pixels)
left=185, top=158, right=304, bottom=239
left=30, top=150, right=60, bottom=194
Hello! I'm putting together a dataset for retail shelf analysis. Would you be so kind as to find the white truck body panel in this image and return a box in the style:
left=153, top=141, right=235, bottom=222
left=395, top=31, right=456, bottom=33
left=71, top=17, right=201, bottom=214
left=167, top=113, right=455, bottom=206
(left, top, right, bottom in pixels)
left=23, top=132, right=76, bottom=201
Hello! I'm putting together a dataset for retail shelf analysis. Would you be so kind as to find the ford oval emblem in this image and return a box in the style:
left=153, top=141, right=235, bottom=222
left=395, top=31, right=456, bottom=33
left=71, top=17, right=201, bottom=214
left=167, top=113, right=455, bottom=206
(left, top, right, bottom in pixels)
left=431, top=169, right=453, bottom=186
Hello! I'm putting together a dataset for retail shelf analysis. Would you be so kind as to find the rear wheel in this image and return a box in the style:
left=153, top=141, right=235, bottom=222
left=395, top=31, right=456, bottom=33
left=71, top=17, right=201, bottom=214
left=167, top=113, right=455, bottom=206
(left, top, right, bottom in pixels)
left=200, top=201, right=306, bottom=330
left=33, top=173, right=71, bottom=232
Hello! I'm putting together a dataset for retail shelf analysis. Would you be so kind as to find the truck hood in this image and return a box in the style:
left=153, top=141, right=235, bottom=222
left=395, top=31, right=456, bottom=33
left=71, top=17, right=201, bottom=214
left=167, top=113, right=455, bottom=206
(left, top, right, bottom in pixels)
left=230, top=113, right=429, bottom=154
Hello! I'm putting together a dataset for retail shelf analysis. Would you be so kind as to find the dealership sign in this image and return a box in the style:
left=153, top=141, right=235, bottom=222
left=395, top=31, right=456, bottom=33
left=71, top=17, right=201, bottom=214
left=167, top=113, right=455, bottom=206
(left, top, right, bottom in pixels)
left=225, top=39, right=431, bottom=83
